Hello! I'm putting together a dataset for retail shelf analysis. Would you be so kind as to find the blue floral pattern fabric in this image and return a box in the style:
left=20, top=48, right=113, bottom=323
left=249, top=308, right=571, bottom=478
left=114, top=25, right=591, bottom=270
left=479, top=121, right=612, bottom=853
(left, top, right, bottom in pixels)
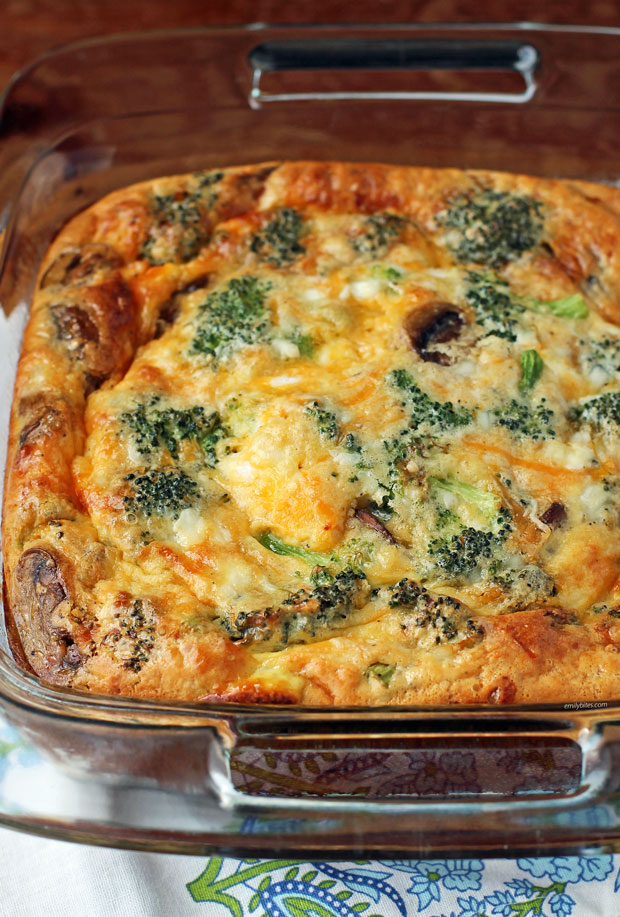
left=0, top=722, right=40, bottom=787
left=186, top=854, right=620, bottom=915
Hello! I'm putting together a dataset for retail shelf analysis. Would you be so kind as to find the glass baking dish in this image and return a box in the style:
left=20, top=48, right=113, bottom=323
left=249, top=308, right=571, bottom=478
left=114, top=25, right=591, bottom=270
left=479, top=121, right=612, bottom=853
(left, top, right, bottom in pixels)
left=2, top=22, right=620, bottom=857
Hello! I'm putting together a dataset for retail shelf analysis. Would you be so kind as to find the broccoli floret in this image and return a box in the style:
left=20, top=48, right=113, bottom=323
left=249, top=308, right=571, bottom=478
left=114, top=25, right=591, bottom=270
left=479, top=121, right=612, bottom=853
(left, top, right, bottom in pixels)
left=380, top=372, right=472, bottom=515
left=193, top=170, right=223, bottom=204
left=191, top=275, right=271, bottom=362
left=123, top=468, right=198, bottom=520
left=343, top=432, right=362, bottom=453
left=427, top=508, right=512, bottom=580
left=154, top=194, right=201, bottom=228
left=306, top=565, right=366, bottom=609
left=120, top=599, right=156, bottom=672
left=121, top=398, right=228, bottom=466
left=335, top=538, right=375, bottom=572
left=140, top=193, right=206, bottom=264
left=436, top=506, right=459, bottom=529
left=579, top=335, right=620, bottom=379
left=390, top=368, right=473, bottom=432
left=570, top=390, right=620, bottom=431
left=250, top=207, right=306, bottom=266
left=221, top=564, right=369, bottom=648
left=466, top=271, right=524, bottom=342
left=492, top=563, right=556, bottom=607
left=352, top=212, right=407, bottom=256
left=140, top=172, right=222, bottom=265
left=388, top=577, right=430, bottom=608
left=195, top=415, right=229, bottom=467
left=429, top=528, right=496, bottom=576
left=442, top=189, right=543, bottom=267
left=388, top=577, right=480, bottom=644
left=493, top=398, right=555, bottom=440
left=304, top=401, right=340, bottom=441
left=377, top=435, right=414, bottom=513
left=466, top=273, right=587, bottom=343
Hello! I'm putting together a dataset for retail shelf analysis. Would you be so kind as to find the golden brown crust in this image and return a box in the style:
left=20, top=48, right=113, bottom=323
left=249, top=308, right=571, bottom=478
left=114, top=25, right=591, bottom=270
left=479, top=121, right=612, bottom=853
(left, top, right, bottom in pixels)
left=285, top=607, right=620, bottom=706
left=5, top=161, right=620, bottom=704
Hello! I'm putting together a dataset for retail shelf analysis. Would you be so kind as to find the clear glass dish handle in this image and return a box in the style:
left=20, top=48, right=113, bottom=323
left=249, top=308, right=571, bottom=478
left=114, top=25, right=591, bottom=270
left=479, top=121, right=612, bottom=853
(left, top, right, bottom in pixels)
left=219, top=712, right=613, bottom=807
left=248, top=37, right=539, bottom=107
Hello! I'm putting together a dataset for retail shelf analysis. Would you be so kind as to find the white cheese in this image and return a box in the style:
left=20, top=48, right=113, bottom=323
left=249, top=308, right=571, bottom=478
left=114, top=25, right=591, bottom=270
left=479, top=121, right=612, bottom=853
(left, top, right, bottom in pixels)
left=580, top=483, right=608, bottom=519
left=173, top=508, right=209, bottom=547
left=218, top=457, right=255, bottom=482
left=267, top=374, right=303, bottom=387
left=452, top=359, right=477, bottom=379
left=351, top=278, right=381, bottom=301
left=515, top=327, right=539, bottom=348
left=588, top=365, right=610, bottom=388
left=476, top=410, right=493, bottom=431
left=539, top=439, right=596, bottom=470
left=271, top=338, right=300, bottom=359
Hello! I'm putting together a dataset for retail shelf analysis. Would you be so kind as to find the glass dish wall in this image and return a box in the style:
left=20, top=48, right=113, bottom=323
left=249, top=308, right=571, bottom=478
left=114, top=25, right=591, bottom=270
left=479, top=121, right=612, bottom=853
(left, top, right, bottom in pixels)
left=1, top=24, right=620, bottom=856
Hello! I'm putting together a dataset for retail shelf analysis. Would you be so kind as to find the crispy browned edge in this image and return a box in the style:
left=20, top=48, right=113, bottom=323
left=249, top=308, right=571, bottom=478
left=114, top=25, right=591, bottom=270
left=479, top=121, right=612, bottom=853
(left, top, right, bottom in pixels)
left=3, top=160, right=620, bottom=704
left=1, top=161, right=279, bottom=689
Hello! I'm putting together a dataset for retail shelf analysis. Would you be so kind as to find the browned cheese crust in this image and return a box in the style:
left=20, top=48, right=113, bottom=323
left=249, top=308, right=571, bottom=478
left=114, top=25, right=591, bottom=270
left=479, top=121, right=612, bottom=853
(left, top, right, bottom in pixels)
left=4, top=161, right=620, bottom=704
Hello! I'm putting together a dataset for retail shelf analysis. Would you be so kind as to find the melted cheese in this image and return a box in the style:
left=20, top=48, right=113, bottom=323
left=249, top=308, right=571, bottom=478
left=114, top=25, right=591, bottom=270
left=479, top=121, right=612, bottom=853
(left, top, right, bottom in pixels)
left=8, top=161, right=620, bottom=704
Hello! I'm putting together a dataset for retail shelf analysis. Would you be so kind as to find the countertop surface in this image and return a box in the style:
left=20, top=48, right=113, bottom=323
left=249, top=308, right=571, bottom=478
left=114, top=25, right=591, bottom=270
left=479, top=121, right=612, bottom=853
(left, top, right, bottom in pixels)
left=1, top=0, right=619, bottom=91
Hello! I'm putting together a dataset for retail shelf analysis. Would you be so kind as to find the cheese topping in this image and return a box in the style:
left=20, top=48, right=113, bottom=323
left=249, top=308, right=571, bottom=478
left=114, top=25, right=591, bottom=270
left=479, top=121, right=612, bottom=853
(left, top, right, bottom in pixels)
left=6, top=162, right=620, bottom=704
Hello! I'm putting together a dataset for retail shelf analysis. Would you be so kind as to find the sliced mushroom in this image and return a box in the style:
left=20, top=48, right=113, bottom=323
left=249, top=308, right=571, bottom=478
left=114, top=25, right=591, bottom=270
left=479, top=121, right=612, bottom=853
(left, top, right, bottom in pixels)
left=539, top=501, right=567, bottom=528
left=403, top=301, right=465, bottom=365
left=83, top=372, right=106, bottom=395
left=15, top=548, right=67, bottom=617
left=12, top=548, right=84, bottom=678
left=495, top=477, right=550, bottom=558
left=52, top=304, right=99, bottom=345
left=41, top=243, right=123, bottom=289
left=233, top=165, right=278, bottom=209
left=51, top=276, right=137, bottom=389
left=63, top=642, right=83, bottom=669
left=41, top=250, right=81, bottom=288
left=154, top=298, right=181, bottom=338
left=354, top=507, right=397, bottom=544
left=19, top=407, right=61, bottom=447
left=178, top=274, right=209, bottom=295
left=154, top=276, right=210, bottom=338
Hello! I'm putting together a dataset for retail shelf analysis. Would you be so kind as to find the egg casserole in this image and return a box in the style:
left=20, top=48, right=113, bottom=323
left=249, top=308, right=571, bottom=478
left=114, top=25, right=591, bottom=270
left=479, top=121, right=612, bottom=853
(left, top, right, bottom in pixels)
left=4, top=161, right=620, bottom=704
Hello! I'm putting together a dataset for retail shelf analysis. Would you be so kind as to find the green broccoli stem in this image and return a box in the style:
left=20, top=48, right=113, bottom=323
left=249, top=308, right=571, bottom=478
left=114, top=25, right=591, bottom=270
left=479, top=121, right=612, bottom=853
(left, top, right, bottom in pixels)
left=519, top=349, right=544, bottom=392
left=522, top=292, right=588, bottom=319
left=256, top=531, right=329, bottom=566
left=429, top=476, right=500, bottom=518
